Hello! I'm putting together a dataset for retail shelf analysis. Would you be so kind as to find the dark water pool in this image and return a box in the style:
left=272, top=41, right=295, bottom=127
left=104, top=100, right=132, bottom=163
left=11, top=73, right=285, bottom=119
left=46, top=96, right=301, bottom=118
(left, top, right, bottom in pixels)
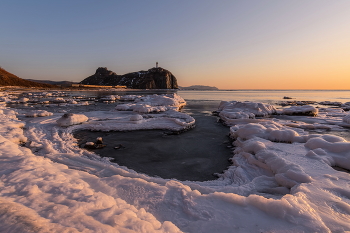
left=74, top=100, right=234, bottom=181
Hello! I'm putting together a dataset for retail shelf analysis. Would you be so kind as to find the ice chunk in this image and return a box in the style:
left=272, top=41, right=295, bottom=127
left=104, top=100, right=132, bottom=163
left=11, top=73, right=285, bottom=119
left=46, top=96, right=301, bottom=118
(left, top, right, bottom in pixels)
left=130, top=114, right=143, bottom=121
left=116, top=93, right=186, bottom=113
left=217, top=101, right=277, bottom=125
left=230, top=122, right=306, bottom=143
left=282, top=105, right=318, bottom=116
left=56, top=113, right=88, bottom=127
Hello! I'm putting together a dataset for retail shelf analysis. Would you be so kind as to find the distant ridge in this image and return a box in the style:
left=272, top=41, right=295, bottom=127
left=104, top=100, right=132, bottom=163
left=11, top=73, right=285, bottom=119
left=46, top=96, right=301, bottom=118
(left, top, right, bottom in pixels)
left=0, top=67, right=56, bottom=88
left=179, top=85, right=219, bottom=90
left=26, top=79, right=76, bottom=87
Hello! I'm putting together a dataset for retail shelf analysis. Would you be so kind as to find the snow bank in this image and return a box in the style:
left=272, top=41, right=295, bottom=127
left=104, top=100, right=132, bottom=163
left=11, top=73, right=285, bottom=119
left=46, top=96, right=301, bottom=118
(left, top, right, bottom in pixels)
left=56, top=113, right=88, bottom=127
left=0, top=113, right=181, bottom=232
left=230, top=122, right=307, bottom=143
left=305, top=135, right=350, bottom=169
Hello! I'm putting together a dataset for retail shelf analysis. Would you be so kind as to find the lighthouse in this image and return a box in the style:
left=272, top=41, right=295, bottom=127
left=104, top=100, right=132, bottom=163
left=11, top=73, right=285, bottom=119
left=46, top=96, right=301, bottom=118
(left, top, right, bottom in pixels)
left=156, top=62, right=158, bottom=68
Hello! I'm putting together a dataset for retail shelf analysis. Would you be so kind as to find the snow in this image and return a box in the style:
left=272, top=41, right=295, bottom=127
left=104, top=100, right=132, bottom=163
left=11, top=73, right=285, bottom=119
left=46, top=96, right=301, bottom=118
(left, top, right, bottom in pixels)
left=25, top=110, right=53, bottom=117
left=56, top=113, right=88, bottom=127
left=282, top=105, right=319, bottom=116
left=116, top=93, right=186, bottom=113
left=0, top=93, right=350, bottom=232
left=217, top=101, right=277, bottom=121
left=130, top=114, right=143, bottom=121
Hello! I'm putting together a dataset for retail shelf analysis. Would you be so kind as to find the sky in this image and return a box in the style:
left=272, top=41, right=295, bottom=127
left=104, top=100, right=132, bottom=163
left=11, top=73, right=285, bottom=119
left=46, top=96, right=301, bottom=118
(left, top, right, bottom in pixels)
left=0, top=0, right=349, bottom=89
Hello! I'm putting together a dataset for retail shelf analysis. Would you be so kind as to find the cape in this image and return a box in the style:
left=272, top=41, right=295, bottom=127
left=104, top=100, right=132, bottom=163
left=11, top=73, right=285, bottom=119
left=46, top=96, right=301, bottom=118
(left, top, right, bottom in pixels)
left=80, top=67, right=178, bottom=89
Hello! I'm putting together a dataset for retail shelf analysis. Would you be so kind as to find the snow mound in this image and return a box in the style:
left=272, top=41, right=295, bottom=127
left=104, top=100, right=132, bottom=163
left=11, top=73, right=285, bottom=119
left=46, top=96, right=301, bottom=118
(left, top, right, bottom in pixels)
left=51, top=97, right=66, bottom=103
left=116, top=93, right=186, bottom=113
left=25, top=110, right=53, bottom=117
left=130, top=114, right=143, bottom=121
left=56, top=113, right=88, bottom=127
left=18, top=97, right=29, bottom=103
left=232, top=137, right=313, bottom=188
left=230, top=122, right=307, bottom=143
left=282, top=105, right=318, bottom=116
left=305, top=135, right=350, bottom=170
left=217, top=101, right=277, bottom=125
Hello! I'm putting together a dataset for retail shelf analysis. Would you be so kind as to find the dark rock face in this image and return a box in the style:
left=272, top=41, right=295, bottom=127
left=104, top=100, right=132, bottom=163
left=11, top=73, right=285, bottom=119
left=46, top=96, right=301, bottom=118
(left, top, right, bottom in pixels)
left=80, top=67, right=178, bottom=89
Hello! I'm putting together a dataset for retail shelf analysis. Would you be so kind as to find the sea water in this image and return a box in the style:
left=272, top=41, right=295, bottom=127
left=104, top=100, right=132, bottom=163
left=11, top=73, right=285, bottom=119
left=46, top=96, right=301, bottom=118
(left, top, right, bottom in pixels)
left=178, top=89, right=350, bottom=103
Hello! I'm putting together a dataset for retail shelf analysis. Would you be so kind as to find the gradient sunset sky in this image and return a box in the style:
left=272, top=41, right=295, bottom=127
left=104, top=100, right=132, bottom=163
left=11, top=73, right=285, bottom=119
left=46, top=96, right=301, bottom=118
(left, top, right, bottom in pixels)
left=1, top=1, right=349, bottom=89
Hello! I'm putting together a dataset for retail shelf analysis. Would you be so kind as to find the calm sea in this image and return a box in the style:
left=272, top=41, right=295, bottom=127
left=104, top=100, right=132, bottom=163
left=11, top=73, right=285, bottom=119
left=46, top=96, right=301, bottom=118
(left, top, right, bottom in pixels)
left=67, top=89, right=350, bottom=105
left=177, top=90, right=350, bottom=103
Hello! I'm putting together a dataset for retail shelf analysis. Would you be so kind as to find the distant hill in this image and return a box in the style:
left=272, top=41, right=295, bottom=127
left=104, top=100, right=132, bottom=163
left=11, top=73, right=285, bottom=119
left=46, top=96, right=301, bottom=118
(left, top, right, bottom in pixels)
left=179, top=85, right=219, bottom=90
left=0, top=67, right=56, bottom=88
left=26, top=79, right=76, bottom=87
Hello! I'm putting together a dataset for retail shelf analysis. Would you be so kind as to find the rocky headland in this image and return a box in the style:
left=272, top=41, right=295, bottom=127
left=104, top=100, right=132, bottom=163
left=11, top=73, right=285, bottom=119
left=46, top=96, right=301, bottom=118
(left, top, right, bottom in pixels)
left=80, top=67, right=178, bottom=89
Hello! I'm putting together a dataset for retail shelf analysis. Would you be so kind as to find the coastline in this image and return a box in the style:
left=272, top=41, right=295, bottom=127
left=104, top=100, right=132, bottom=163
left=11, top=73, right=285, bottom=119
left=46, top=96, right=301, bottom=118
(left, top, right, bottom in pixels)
left=0, top=89, right=350, bottom=232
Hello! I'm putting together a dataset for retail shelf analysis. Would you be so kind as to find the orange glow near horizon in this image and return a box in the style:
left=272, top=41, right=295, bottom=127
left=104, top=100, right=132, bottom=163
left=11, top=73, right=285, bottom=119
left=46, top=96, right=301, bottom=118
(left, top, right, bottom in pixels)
left=177, top=36, right=350, bottom=90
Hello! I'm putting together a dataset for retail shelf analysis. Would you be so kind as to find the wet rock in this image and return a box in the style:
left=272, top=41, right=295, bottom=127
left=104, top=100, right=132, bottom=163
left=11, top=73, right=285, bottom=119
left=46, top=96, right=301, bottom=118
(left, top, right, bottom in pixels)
left=114, top=144, right=125, bottom=150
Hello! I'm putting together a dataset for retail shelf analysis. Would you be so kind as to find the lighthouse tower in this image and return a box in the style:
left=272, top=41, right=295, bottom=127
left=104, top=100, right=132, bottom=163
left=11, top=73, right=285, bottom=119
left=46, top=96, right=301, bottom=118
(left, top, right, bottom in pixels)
left=156, top=62, right=158, bottom=68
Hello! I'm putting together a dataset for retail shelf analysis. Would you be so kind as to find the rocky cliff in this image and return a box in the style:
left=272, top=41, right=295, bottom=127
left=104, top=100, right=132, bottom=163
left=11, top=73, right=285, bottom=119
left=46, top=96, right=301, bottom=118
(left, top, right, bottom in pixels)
left=80, top=67, right=178, bottom=89
left=0, top=67, right=55, bottom=88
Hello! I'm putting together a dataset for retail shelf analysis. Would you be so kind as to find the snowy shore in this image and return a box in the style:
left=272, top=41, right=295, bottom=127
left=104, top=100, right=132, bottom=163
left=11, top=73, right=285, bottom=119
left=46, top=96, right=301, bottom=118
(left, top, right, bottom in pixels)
left=1, top=91, right=350, bottom=232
